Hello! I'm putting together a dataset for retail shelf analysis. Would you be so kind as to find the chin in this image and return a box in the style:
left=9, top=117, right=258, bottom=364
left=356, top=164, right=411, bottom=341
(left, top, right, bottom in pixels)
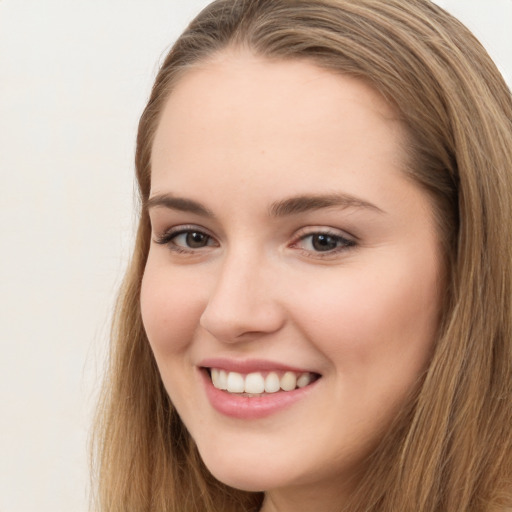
left=211, top=469, right=268, bottom=493
left=196, top=442, right=292, bottom=493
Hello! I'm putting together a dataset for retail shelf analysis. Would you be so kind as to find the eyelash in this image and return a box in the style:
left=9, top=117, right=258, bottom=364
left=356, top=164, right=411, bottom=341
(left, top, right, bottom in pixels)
left=292, top=229, right=356, bottom=257
left=154, top=226, right=217, bottom=254
left=153, top=226, right=356, bottom=257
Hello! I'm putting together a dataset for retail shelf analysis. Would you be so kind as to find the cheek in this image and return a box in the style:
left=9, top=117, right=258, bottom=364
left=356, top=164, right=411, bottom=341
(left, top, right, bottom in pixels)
left=290, top=257, right=440, bottom=374
left=140, top=263, right=205, bottom=356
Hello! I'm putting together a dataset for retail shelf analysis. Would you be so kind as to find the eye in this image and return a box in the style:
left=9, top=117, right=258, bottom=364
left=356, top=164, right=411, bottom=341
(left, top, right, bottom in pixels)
left=173, top=231, right=211, bottom=249
left=154, top=227, right=217, bottom=252
left=293, top=230, right=356, bottom=254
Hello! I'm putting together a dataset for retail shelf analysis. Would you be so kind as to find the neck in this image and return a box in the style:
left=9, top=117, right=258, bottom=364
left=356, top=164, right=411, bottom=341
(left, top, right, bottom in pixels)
left=259, top=476, right=357, bottom=512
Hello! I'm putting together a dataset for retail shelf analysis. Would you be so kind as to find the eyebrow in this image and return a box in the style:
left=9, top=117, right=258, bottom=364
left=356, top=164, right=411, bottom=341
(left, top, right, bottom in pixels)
left=145, top=192, right=383, bottom=218
left=268, top=193, right=383, bottom=217
left=145, top=194, right=215, bottom=218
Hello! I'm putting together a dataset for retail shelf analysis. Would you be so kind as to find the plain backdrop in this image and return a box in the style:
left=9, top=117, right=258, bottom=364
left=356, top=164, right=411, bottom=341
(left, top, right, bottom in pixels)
left=0, top=1, right=510, bottom=511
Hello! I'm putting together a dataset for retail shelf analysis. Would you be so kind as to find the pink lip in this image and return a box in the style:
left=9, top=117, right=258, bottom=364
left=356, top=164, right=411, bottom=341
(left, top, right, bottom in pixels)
left=198, top=365, right=320, bottom=420
left=199, top=357, right=314, bottom=374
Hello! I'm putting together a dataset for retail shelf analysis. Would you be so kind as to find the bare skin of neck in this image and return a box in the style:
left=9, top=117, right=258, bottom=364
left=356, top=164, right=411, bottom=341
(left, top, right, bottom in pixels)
left=259, top=477, right=356, bottom=512
left=260, top=494, right=344, bottom=512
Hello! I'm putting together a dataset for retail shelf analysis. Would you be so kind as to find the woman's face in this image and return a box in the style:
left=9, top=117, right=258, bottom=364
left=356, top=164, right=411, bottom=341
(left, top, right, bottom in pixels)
left=141, top=51, right=443, bottom=508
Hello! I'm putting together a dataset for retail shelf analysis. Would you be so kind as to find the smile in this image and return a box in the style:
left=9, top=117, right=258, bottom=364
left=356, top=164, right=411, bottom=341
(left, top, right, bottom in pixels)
left=209, top=368, right=318, bottom=395
left=199, top=360, right=322, bottom=419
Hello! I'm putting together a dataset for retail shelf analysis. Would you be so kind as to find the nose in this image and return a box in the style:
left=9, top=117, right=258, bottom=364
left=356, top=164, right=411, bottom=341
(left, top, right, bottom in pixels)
left=199, top=250, right=286, bottom=342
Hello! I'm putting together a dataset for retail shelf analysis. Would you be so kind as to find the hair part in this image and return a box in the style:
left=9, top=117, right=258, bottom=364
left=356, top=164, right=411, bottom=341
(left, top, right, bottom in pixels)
left=92, top=1, right=512, bottom=510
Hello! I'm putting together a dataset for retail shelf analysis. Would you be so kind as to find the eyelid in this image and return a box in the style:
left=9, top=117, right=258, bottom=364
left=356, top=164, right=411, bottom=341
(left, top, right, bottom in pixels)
left=289, top=226, right=357, bottom=256
left=153, top=224, right=218, bottom=250
left=152, top=224, right=356, bottom=258
left=292, top=225, right=356, bottom=242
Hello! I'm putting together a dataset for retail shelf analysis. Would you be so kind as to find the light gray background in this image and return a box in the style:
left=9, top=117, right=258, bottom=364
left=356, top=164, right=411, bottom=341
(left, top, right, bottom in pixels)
left=0, top=1, right=510, bottom=511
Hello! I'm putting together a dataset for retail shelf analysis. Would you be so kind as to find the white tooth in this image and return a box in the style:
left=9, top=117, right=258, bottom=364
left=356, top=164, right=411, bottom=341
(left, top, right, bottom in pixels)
left=226, top=371, right=245, bottom=393
left=211, top=368, right=220, bottom=388
left=218, top=369, right=228, bottom=390
left=280, top=371, right=297, bottom=391
left=245, top=372, right=265, bottom=394
left=297, top=372, right=312, bottom=388
left=264, top=372, right=280, bottom=393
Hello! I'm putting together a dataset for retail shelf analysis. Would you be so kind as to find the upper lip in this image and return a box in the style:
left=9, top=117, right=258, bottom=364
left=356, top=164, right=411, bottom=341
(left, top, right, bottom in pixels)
left=198, top=357, right=320, bottom=375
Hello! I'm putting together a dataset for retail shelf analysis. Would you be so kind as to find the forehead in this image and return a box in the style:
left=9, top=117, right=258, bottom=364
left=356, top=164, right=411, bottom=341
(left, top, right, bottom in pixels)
left=162, top=49, right=395, bottom=112
left=152, top=51, right=401, bottom=151
left=150, top=51, right=408, bottom=203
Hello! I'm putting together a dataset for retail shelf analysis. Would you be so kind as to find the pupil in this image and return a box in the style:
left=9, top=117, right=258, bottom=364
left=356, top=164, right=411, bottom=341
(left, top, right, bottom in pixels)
left=312, top=234, right=337, bottom=251
left=186, top=232, right=207, bottom=248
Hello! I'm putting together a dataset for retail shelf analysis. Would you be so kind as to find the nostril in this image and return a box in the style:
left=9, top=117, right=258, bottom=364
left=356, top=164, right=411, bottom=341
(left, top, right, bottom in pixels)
left=198, top=269, right=286, bottom=341
left=199, top=305, right=286, bottom=342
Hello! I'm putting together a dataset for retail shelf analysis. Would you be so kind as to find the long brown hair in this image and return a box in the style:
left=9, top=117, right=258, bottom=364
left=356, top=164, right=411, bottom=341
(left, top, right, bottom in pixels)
left=92, top=1, right=512, bottom=510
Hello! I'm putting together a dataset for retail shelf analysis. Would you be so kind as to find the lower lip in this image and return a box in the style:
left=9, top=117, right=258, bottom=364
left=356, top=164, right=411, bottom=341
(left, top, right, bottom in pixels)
left=200, top=369, right=319, bottom=419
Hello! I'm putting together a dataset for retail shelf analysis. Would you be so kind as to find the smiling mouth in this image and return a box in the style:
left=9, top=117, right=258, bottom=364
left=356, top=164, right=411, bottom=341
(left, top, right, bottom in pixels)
left=205, top=368, right=321, bottom=396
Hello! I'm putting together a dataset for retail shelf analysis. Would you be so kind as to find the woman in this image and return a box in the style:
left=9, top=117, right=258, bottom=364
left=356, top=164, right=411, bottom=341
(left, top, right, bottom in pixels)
left=92, top=1, right=512, bottom=511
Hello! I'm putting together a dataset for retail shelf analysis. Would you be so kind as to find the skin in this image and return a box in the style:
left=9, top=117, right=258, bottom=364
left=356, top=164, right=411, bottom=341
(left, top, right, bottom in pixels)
left=141, top=50, right=443, bottom=512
